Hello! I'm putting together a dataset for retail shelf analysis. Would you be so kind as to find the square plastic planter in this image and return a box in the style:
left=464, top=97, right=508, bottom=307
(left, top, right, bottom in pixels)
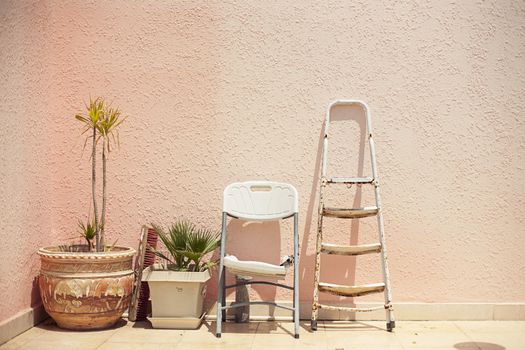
left=142, top=265, right=210, bottom=329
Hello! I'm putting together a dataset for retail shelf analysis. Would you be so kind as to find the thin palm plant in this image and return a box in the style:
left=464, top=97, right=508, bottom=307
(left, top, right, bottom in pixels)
left=151, top=221, right=220, bottom=272
left=75, top=97, right=126, bottom=252
left=96, top=105, right=125, bottom=249
left=75, top=97, right=104, bottom=250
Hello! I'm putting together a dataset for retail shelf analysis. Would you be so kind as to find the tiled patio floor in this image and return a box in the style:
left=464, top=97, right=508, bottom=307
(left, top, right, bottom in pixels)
left=1, top=319, right=524, bottom=350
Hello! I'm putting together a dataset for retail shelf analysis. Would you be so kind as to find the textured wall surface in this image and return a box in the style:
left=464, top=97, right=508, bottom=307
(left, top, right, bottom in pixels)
left=1, top=0, right=524, bottom=324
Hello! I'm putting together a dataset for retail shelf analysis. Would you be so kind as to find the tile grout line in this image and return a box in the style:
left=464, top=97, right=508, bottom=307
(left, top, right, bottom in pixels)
left=92, top=324, right=131, bottom=350
left=249, top=322, right=260, bottom=350
left=391, top=328, right=409, bottom=350
left=383, top=322, right=408, bottom=350
left=453, top=321, right=482, bottom=350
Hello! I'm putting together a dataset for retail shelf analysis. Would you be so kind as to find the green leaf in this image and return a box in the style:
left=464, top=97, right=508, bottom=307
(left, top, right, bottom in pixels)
left=150, top=221, right=220, bottom=272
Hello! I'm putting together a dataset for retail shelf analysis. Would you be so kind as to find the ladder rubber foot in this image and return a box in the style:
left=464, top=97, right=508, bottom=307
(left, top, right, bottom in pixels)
left=216, top=333, right=221, bottom=338
left=311, top=320, right=317, bottom=331
left=294, top=334, right=300, bottom=339
left=387, top=321, right=396, bottom=332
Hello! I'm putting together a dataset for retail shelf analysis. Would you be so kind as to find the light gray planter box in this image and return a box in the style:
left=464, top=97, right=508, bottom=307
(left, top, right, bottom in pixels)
left=142, top=265, right=211, bottom=329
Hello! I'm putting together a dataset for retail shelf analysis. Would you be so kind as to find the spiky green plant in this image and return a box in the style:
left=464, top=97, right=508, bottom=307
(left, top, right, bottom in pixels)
left=78, top=219, right=97, bottom=251
left=150, top=221, right=220, bottom=272
left=75, top=97, right=126, bottom=252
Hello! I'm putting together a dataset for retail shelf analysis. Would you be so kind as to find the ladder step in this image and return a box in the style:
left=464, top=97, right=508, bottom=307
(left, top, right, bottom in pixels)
left=318, top=282, right=385, bottom=297
left=323, top=206, right=379, bottom=219
left=321, top=242, right=381, bottom=256
left=327, top=177, right=374, bottom=184
left=315, top=303, right=386, bottom=313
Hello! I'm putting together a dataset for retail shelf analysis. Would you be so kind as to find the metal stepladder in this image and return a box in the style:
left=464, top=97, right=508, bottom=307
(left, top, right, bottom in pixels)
left=311, top=100, right=395, bottom=331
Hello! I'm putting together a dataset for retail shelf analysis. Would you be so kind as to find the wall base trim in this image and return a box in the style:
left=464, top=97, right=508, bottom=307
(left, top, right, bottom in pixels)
left=206, top=302, right=525, bottom=321
left=0, top=305, right=48, bottom=345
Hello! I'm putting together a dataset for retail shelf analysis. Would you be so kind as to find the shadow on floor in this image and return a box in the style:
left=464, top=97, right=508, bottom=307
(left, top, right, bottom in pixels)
left=203, top=319, right=385, bottom=337
left=36, top=318, right=128, bottom=332
left=455, top=342, right=505, bottom=350
left=320, top=321, right=384, bottom=332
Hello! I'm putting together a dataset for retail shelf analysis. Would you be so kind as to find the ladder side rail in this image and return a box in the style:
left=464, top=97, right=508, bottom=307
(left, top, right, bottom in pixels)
left=321, top=109, right=330, bottom=178
left=312, top=108, right=331, bottom=330
left=366, top=106, right=395, bottom=328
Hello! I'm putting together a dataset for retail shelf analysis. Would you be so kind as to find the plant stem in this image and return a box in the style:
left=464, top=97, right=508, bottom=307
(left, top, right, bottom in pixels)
left=92, top=126, right=100, bottom=252
left=100, top=138, right=107, bottom=249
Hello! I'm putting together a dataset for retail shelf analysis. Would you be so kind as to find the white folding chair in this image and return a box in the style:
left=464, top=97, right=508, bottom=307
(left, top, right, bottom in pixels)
left=216, top=181, right=300, bottom=338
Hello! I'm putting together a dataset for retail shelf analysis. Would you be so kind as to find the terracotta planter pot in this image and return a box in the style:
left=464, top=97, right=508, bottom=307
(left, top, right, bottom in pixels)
left=38, top=246, right=136, bottom=330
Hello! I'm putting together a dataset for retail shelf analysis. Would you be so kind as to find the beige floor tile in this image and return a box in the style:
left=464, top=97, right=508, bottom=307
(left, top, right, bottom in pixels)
left=177, top=335, right=255, bottom=350
left=205, top=320, right=259, bottom=335
left=455, top=321, right=525, bottom=334
left=323, top=322, right=403, bottom=350
left=455, top=321, right=525, bottom=350
left=394, top=321, right=476, bottom=350
left=395, top=321, right=462, bottom=333
left=252, top=337, right=324, bottom=350
left=323, top=320, right=390, bottom=332
left=108, top=327, right=184, bottom=344
left=177, top=321, right=257, bottom=349
left=0, top=338, right=28, bottom=350
left=252, top=321, right=326, bottom=350
left=3, top=319, right=124, bottom=350
left=98, top=343, right=179, bottom=350
left=14, top=339, right=103, bottom=350
left=177, top=339, right=255, bottom=350
left=402, top=347, right=479, bottom=350
left=19, top=323, right=120, bottom=345
left=212, top=320, right=260, bottom=330
left=2, top=320, right=524, bottom=350
left=0, top=325, right=49, bottom=350
left=465, top=335, right=524, bottom=350
left=0, top=318, right=123, bottom=350
left=395, top=321, right=472, bottom=349
left=255, top=321, right=300, bottom=335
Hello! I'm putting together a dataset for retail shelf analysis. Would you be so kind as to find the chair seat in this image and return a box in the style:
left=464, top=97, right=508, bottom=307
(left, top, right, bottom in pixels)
left=224, top=255, right=286, bottom=278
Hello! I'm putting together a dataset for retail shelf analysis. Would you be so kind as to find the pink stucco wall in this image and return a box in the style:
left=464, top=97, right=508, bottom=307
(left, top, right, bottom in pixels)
left=1, top=1, right=524, bottom=324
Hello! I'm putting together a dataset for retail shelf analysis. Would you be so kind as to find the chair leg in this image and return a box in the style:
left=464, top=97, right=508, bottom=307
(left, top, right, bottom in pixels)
left=216, top=270, right=223, bottom=338
left=216, top=213, right=228, bottom=338
left=221, top=276, right=227, bottom=322
left=293, top=285, right=299, bottom=339
left=293, top=213, right=300, bottom=339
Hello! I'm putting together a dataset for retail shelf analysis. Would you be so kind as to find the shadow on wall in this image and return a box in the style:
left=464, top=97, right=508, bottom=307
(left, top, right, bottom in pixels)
left=207, top=220, right=282, bottom=317
left=31, top=276, right=41, bottom=309
left=228, top=220, right=281, bottom=318
left=205, top=103, right=373, bottom=311
left=299, top=103, right=368, bottom=303
left=31, top=276, right=49, bottom=322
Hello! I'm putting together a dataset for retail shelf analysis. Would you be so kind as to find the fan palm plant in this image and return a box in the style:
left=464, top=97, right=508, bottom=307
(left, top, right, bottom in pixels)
left=151, top=221, right=220, bottom=272
left=75, top=97, right=126, bottom=251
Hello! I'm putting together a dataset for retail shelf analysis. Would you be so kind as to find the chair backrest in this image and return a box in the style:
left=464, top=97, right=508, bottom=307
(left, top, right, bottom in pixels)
left=223, top=181, right=298, bottom=221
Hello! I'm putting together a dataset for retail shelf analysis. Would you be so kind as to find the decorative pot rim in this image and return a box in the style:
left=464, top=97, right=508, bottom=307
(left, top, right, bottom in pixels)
left=38, top=245, right=136, bottom=260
